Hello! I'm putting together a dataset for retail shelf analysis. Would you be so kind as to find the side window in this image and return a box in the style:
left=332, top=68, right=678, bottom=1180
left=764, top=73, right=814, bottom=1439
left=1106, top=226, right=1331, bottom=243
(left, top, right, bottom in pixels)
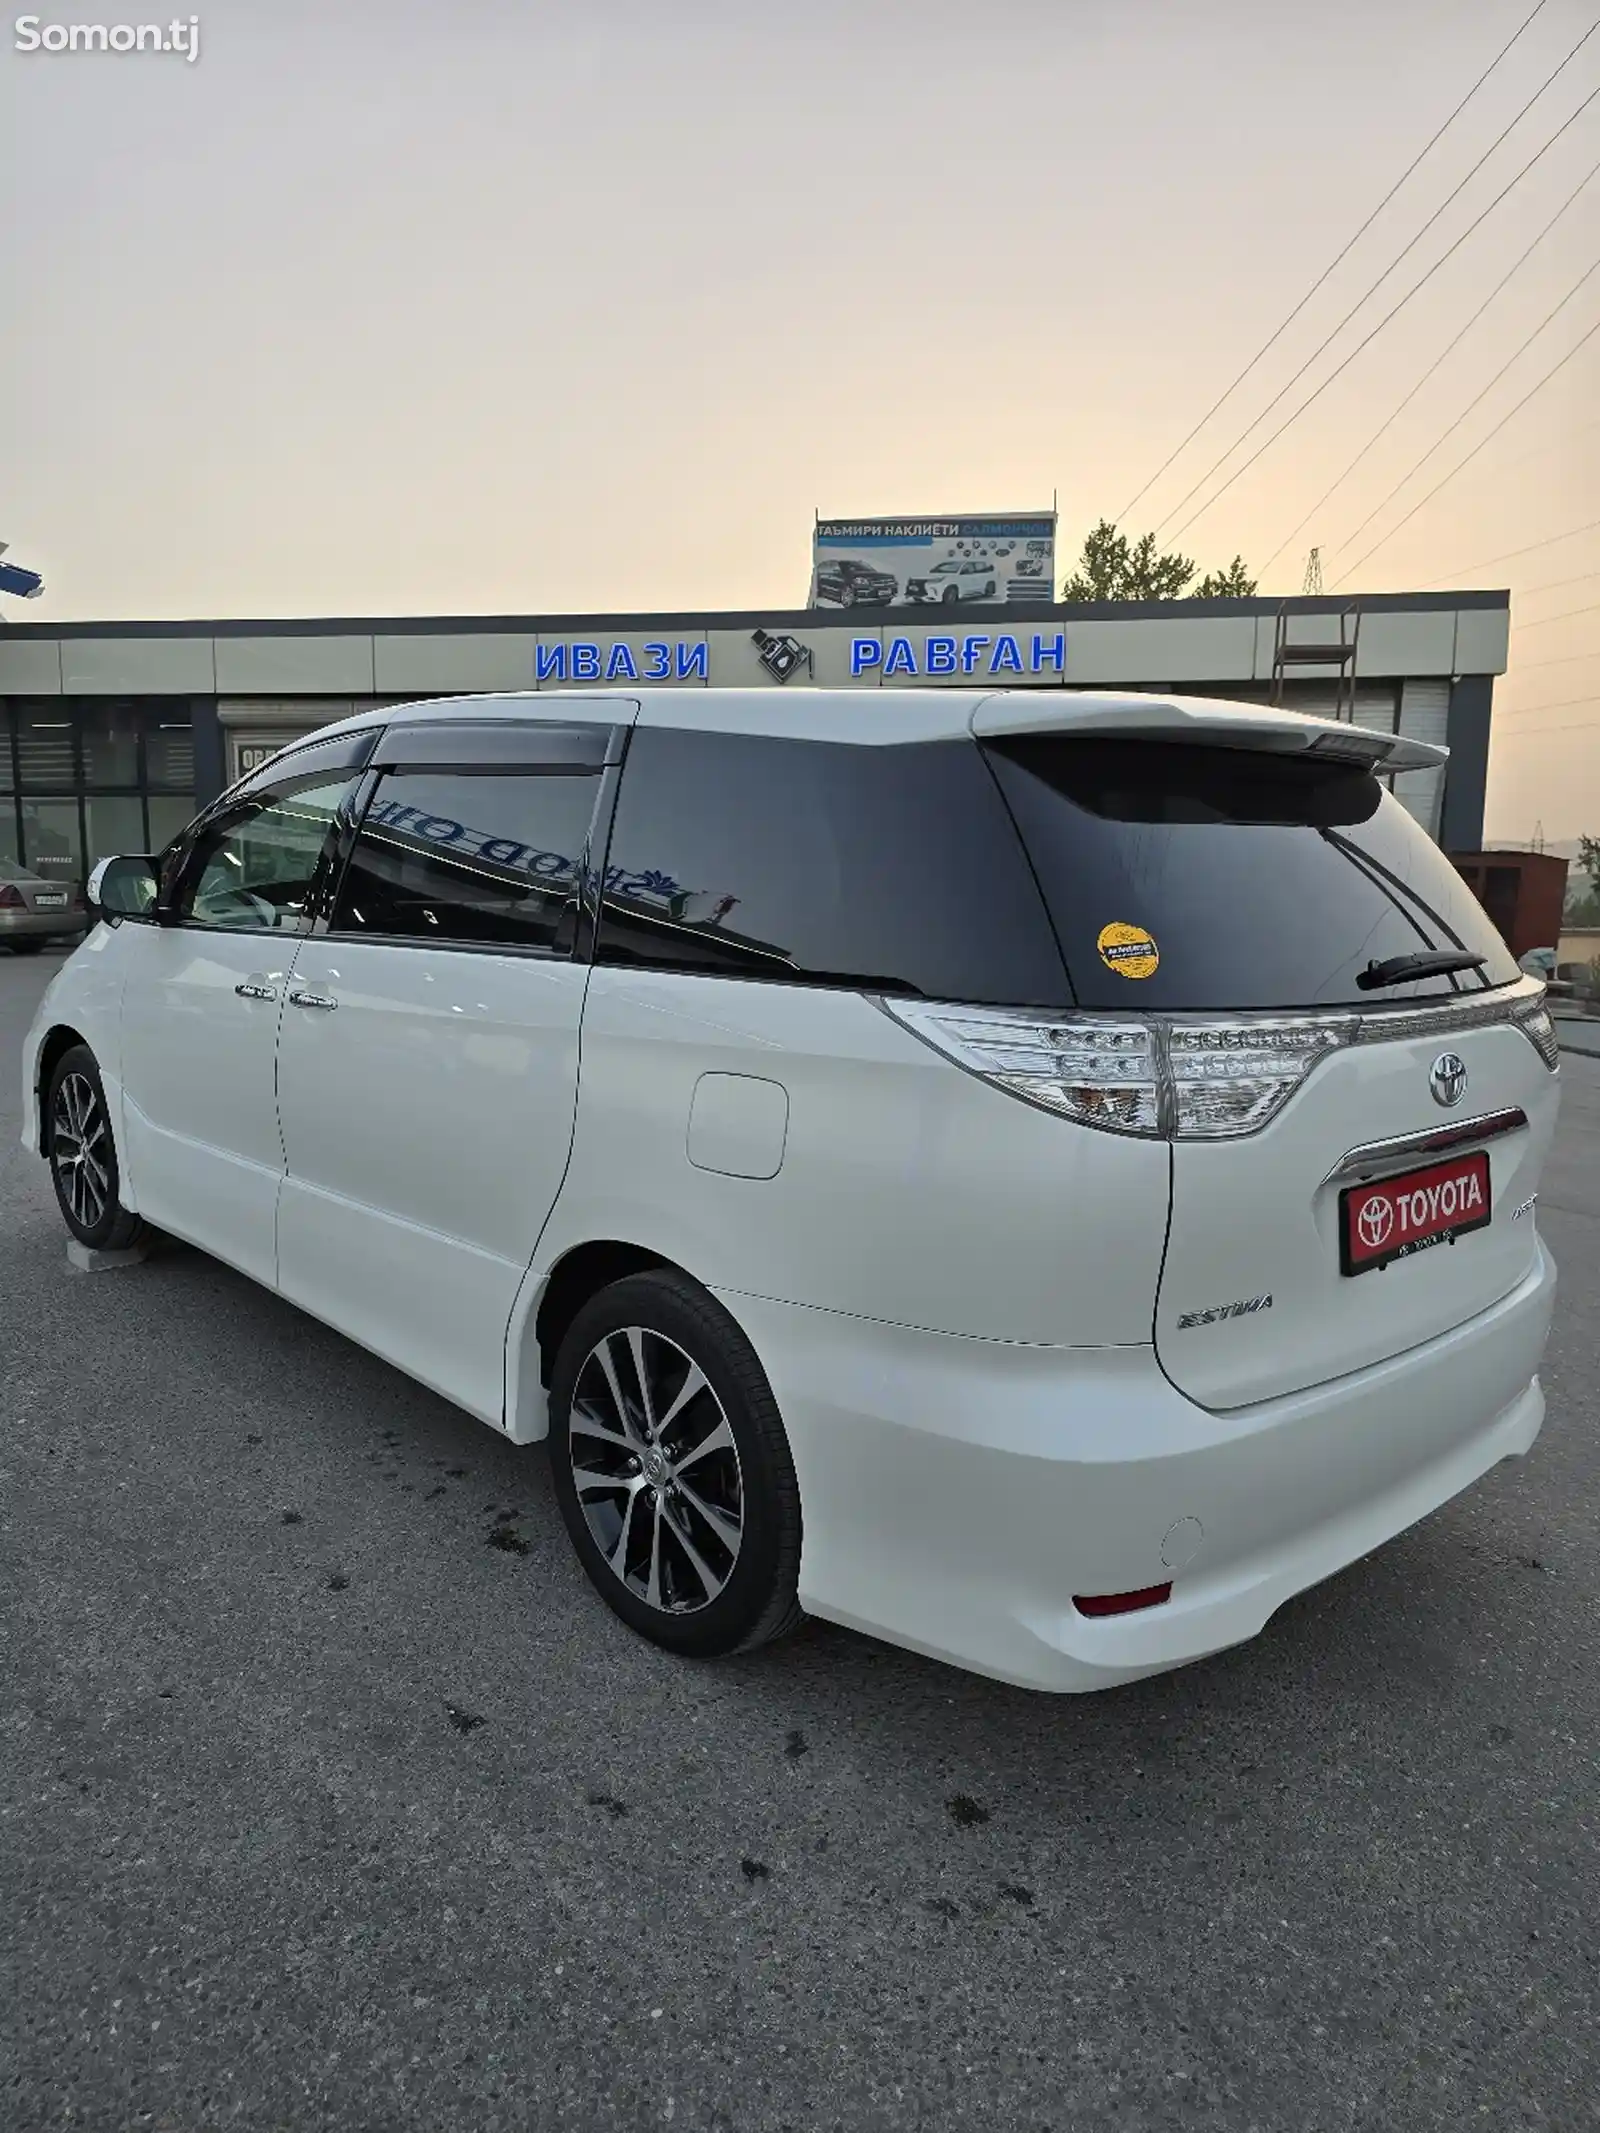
left=330, top=769, right=602, bottom=952
left=594, top=728, right=1068, bottom=1004
left=178, top=775, right=358, bottom=933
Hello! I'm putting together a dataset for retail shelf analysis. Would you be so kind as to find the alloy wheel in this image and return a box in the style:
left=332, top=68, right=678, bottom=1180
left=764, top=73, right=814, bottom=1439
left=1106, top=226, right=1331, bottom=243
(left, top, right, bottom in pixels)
left=568, top=1326, right=745, bottom=1615
left=52, top=1070, right=111, bottom=1233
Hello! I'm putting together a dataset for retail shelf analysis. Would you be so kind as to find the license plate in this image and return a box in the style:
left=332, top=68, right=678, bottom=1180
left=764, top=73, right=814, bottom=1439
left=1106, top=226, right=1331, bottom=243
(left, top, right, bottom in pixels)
left=32, top=891, right=68, bottom=909
left=1340, top=1151, right=1492, bottom=1276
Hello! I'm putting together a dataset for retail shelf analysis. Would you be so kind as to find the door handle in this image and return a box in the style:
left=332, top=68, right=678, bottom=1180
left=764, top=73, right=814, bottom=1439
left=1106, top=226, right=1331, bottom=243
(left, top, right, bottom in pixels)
left=287, top=988, right=338, bottom=1011
left=235, top=978, right=279, bottom=1002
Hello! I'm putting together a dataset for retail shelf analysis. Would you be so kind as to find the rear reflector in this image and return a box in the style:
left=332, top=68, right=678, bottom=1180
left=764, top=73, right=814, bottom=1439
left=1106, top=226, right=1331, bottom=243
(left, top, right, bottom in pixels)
left=1072, top=1583, right=1173, bottom=1618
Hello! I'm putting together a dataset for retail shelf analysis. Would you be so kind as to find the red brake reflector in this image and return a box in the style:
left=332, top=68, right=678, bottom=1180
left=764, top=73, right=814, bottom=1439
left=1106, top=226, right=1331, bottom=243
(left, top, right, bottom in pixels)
left=1072, top=1583, right=1173, bottom=1618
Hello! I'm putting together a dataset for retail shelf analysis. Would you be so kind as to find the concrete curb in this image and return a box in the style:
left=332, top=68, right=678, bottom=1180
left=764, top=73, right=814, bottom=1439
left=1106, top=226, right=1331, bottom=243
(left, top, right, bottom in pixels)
left=66, top=1240, right=150, bottom=1273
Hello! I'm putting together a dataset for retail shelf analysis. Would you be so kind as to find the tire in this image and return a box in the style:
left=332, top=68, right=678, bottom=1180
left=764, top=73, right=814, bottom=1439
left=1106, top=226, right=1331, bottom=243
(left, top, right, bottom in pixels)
left=46, top=1044, right=148, bottom=1252
left=10, top=939, right=46, bottom=955
left=942, top=584, right=959, bottom=605
left=549, top=1269, right=804, bottom=1659
left=839, top=587, right=855, bottom=608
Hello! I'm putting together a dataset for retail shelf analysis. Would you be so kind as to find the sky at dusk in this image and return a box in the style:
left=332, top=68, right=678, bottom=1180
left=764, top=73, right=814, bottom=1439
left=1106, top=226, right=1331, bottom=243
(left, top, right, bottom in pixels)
left=2, top=0, right=1596, bottom=840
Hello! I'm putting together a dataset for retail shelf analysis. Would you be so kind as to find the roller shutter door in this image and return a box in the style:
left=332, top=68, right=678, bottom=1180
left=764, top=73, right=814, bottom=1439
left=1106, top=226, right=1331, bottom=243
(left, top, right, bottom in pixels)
left=1393, top=678, right=1449, bottom=840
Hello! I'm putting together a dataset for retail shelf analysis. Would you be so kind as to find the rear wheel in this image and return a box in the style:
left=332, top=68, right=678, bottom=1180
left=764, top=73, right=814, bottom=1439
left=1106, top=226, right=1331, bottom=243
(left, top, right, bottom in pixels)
left=11, top=939, right=45, bottom=956
left=47, top=1045, right=148, bottom=1252
left=549, top=1270, right=803, bottom=1658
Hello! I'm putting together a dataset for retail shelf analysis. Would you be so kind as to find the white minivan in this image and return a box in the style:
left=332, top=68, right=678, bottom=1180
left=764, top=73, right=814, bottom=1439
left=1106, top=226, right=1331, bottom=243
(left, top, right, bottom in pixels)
left=20, top=688, right=1561, bottom=1691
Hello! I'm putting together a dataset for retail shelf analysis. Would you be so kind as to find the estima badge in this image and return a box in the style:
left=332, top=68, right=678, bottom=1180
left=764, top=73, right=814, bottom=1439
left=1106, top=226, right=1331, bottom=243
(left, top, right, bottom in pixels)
left=1176, top=1294, right=1273, bottom=1331
left=1430, top=1051, right=1469, bottom=1108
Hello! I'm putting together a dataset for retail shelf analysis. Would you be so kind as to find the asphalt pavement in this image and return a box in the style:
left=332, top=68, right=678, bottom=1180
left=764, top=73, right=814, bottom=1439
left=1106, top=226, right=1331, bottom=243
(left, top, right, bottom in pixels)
left=3, top=946, right=1597, bottom=2133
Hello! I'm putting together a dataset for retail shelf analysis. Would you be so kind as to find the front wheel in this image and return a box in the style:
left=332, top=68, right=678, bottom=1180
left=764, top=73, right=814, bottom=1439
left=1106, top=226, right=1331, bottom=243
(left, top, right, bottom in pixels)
left=549, top=1270, right=803, bottom=1658
left=47, top=1045, right=148, bottom=1252
left=942, top=584, right=960, bottom=604
left=10, top=939, right=46, bottom=956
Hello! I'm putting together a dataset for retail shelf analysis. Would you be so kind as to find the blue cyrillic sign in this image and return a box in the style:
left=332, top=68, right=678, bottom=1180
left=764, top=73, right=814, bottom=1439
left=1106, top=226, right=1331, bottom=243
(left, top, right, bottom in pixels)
left=536, top=640, right=708, bottom=683
left=850, top=632, right=1066, bottom=679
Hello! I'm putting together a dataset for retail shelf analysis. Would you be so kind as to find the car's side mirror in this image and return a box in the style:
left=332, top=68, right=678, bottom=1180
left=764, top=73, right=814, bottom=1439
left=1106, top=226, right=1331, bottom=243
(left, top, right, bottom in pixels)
left=86, top=854, right=160, bottom=923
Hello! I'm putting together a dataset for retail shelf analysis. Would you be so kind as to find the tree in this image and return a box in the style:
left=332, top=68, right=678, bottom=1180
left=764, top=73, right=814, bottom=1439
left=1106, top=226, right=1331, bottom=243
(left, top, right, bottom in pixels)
left=1061, top=519, right=1258, bottom=602
left=1193, top=554, right=1258, bottom=598
left=1569, top=834, right=1600, bottom=925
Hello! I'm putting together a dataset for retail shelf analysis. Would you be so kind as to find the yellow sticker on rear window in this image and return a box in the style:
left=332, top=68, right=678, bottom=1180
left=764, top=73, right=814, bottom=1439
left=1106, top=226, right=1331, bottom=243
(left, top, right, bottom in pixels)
left=1097, top=922, right=1160, bottom=979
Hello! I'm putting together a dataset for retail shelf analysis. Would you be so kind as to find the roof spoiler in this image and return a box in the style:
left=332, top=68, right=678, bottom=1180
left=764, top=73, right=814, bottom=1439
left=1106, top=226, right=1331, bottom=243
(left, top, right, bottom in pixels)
left=970, top=690, right=1448, bottom=773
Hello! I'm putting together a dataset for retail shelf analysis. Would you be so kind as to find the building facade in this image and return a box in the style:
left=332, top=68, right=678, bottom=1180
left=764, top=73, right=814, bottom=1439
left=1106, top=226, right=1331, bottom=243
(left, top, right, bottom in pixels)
left=0, top=590, right=1509, bottom=891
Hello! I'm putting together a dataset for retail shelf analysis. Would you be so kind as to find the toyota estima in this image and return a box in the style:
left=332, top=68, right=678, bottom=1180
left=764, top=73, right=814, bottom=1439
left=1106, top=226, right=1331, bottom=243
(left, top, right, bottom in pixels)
left=21, top=688, right=1560, bottom=1691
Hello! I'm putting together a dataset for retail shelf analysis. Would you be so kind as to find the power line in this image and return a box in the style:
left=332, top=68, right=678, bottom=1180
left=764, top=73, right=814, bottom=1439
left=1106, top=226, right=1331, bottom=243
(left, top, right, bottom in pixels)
left=1337, top=317, right=1600, bottom=579
left=1330, top=256, right=1600, bottom=556
left=1148, top=20, right=1600, bottom=540
left=1496, top=691, right=1598, bottom=711
left=1114, top=0, right=1555, bottom=522
left=1160, top=69, right=1600, bottom=544
left=1415, top=519, right=1600, bottom=581
left=1259, top=158, right=1600, bottom=573
left=1518, top=568, right=1600, bottom=595
left=1511, top=647, right=1600, bottom=667
left=1493, top=713, right=1599, bottom=736
left=1513, top=598, right=1600, bottom=628
left=1487, top=414, right=1600, bottom=473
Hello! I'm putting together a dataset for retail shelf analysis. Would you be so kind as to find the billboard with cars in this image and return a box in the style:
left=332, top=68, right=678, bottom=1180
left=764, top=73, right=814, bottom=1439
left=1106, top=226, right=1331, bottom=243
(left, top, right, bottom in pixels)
left=809, top=513, right=1057, bottom=610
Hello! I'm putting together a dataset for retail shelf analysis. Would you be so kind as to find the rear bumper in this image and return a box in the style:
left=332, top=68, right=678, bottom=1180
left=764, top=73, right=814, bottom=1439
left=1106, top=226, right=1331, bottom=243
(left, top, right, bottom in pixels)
left=1, top=908, right=81, bottom=941
left=715, top=1240, right=1557, bottom=1692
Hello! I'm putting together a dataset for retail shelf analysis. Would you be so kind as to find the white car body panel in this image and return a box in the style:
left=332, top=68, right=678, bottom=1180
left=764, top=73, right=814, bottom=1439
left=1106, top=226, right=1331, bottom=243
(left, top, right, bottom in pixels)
left=18, top=923, right=128, bottom=1162
left=1157, top=1019, right=1557, bottom=1408
left=715, top=1246, right=1553, bottom=1690
left=117, top=923, right=304, bottom=1286
left=275, top=940, right=587, bottom=1425
left=504, top=969, right=1171, bottom=1440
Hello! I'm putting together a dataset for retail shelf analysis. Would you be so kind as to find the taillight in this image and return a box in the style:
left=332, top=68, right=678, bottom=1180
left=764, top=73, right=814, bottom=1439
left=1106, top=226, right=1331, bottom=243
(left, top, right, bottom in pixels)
left=879, top=1001, right=1354, bottom=1140
left=1165, top=1018, right=1355, bottom=1136
left=882, top=1005, right=1163, bottom=1134
left=1511, top=1000, right=1560, bottom=1071
left=0, top=884, right=24, bottom=910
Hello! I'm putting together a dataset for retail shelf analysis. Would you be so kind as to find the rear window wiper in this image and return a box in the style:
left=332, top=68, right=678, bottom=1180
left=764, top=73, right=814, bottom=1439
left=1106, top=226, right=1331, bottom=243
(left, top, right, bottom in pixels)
left=1356, top=951, right=1487, bottom=991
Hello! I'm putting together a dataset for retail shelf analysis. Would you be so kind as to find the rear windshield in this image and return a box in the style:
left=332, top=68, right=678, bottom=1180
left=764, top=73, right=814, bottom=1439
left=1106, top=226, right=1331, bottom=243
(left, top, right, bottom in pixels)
left=982, top=738, right=1521, bottom=1012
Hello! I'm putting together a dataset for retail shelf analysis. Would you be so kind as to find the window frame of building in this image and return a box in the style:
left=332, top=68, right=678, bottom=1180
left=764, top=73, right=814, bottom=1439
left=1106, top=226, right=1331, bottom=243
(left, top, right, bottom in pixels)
left=0, top=697, right=202, bottom=891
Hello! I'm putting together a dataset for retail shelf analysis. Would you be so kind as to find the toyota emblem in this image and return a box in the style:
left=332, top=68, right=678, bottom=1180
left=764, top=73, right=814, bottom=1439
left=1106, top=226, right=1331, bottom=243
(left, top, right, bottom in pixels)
left=1430, top=1051, right=1468, bottom=1108
left=1357, top=1196, right=1394, bottom=1251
